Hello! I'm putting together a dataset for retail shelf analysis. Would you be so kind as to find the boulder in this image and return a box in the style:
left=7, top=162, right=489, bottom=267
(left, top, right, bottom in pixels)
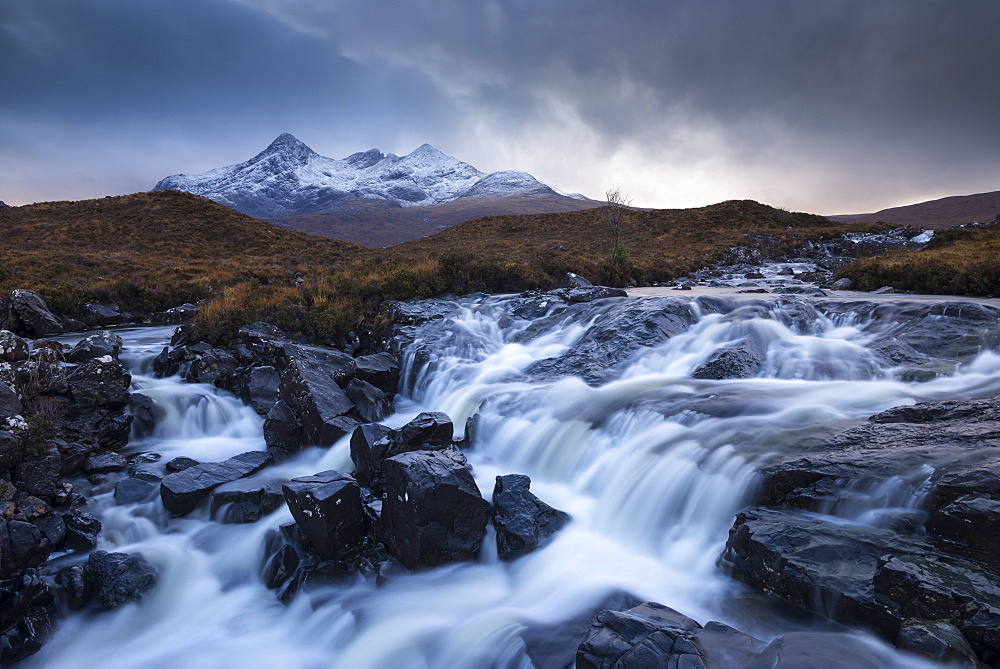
left=381, top=448, right=490, bottom=570
left=560, top=286, right=629, bottom=303
left=85, top=452, right=127, bottom=474
left=691, top=337, right=764, bottom=380
left=164, top=456, right=200, bottom=472
left=13, top=451, right=60, bottom=498
left=353, top=353, right=400, bottom=395
left=348, top=422, right=393, bottom=491
left=114, top=472, right=161, bottom=505
left=0, top=430, right=23, bottom=471
left=748, top=631, right=895, bottom=669
left=926, top=495, right=1000, bottom=553
left=159, top=450, right=272, bottom=515
left=0, top=520, right=50, bottom=578
left=492, top=474, right=570, bottom=561
left=282, top=471, right=365, bottom=560
left=185, top=347, right=239, bottom=386
left=151, top=303, right=199, bottom=325
left=896, top=619, right=979, bottom=668
left=9, top=290, right=63, bottom=337
left=240, top=365, right=280, bottom=415
left=82, top=302, right=125, bottom=327
left=263, top=400, right=304, bottom=459
left=31, top=514, right=65, bottom=547
left=559, top=272, right=593, bottom=289
left=211, top=480, right=284, bottom=524
left=129, top=392, right=164, bottom=437
left=65, top=331, right=123, bottom=363
left=831, top=277, right=852, bottom=290
left=344, top=378, right=391, bottom=423
left=62, top=511, right=101, bottom=551
left=0, top=569, right=54, bottom=664
left=0, top=331, right=29, bottom=363
left=349, top=413, right=455, bottom=495
left=0, top=381, right=21, bottom=419
left=81, top=550, right=158, bottom=609
left=66, top=357, right=131, bottom=408
left=279, top=356, right=357, bottom=447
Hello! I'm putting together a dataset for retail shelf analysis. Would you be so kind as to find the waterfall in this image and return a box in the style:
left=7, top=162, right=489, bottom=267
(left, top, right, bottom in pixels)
left=28, top=296, right=999, bottom=668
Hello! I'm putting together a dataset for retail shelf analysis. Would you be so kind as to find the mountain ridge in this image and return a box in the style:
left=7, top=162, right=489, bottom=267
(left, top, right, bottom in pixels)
left=829, top=190, right=1000, bottom=229
left=153, top=133, right=586, bottom=222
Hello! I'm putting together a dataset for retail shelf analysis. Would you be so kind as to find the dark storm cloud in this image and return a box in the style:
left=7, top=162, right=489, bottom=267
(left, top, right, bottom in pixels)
left=2, top=0, right=998, bottom=211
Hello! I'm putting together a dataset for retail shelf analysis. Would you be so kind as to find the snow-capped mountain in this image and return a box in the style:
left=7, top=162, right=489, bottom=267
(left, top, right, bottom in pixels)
left=152, top=133, right=570, bottom=219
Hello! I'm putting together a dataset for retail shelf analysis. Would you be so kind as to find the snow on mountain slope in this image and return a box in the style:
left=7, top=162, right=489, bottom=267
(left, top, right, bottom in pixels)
left=152, top=134, right=572, bottom=219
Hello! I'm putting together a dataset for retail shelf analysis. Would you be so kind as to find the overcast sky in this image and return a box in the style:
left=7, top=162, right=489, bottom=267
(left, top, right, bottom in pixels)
left=2, top=0, right=998, bottom=214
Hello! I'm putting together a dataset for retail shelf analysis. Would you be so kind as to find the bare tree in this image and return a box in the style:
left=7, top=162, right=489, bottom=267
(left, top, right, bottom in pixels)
left=603, top=187, right=632, bottom=265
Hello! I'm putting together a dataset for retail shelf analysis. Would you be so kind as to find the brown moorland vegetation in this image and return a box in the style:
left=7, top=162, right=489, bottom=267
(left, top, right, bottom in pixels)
left=837, top=221, right=1000, bottom=297
left=829, top=190, right=1000, bottom=229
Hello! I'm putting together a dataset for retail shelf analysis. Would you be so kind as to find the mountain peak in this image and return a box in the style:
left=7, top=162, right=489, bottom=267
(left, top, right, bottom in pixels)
left=257, top=133, right=316, bottom=161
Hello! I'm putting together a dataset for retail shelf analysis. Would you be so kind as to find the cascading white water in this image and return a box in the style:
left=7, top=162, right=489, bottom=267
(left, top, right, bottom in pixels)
left=28, top=297, right=1000, bottom=668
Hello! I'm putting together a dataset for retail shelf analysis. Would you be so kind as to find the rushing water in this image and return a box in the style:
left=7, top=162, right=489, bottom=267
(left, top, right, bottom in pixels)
left=28, top=295, right=1000, bottom=668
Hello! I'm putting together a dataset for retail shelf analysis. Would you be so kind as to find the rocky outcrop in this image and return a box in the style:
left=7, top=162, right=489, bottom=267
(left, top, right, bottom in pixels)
left=8, top=290, right=63, bottom=337
left=55, top=550, right=158, bottom=610
left=282, top=471, right=365, bottom=560
left=491, top=474, right=570, bottom=561
left=159, top=451, right=272, bottom=515
left=691, top=336, right=764, bottom=380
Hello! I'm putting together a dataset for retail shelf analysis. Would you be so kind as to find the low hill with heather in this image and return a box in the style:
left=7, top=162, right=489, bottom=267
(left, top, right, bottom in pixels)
left=0, top=190, right=369, bottom=318
left=830, top=190, right=1000, bottom=229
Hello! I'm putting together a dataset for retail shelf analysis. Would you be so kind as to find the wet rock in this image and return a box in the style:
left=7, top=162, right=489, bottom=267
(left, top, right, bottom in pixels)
left=31, top=514, right=65, bottom=548
left=381, top=448, right=490, bottom=570
left=282, top=471, right=365, bottom=559
left=749, top=631, right=891, bottom=669
left=0, top=381, right=21, bottom=419
left=159, top=450, right=272, bottom=515
left=831, top=277, right=852, bottom=290
left=66, top=357, right=131, bottom=408
left=211, top=480, right=284, bottom=524
left=926, top=495, right=1000, bottom=553
left=13, top=451, right=60, bottom=498
left=0, top=519, right=50, bottom=577
left=165, top=455, right=200, bottom=472
left=492, top=474, right=570, bottom=561
left=85, top=452, right=127, bottom=474
left=129, top=392, right=164, bottom=437
left=348, top=422, right=393, bottom=491
left=559, top=286, right=629, bottom=303
left=897, top=619, right=979, bottom=667
left=263, top=399, right=304, bottom=459
left=9, top=290, right=63, bottom=337
left=81, top=550, right=158, bottom=609
left=151, top=303, right=199, bottom=325
left=233, top=322, right=288, bottom=367
left=392, top=411, right=454, bottom=452
left=65, top=331, right=123, bottom=363
left=0, top=331, right=29, bottom=363
left=114, top=473, right=161, bottom=505
left=345, top=378, right=392, bottom=423
left=691, top=337, right=764, bottom=380
left=82, top=302, right=125, bottom=327
left=560, top=272, right=593, bottom=289
left=279, top=355, right=357, bottom=447
left=0, top=569, right=54, bottom=664
left=185, top=347, right=239, bottom=386
left=63, top=511, right=101, bottom=551
left=353, top=353, right=400, bottom=395
left=240, top=365, right=280, bottom=415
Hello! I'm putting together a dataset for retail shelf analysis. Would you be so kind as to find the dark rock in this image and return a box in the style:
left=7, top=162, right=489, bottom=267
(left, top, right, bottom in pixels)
left=353, top=353, right=400, bottom=395
left=0, top=569, right=54, bottom=664
left=559, top=272, right=593, bottom=289
left=282, top=471, right=365, bottom=560
left=211, top=480, right=284, bottom=524
left=82, top=550, right=158, bottom=609
left=31, top=513, right=65, bottom=547
left=392, top=411, right=454, bottom=453
left=0, top=519, right=50, bottom=577
left=82, top=302, right=125, bottom=326
left=151, top=303, right=199, bottom=325
left=159, top=450, right=272, bottom=515
left=262, top=542, right=300, bottom=590
left=114, top=475, right=160, bottom=505
left=279, top=355, right=357, bottom=447
left=348, top=422, right=393, bottom=490
left=164, top=456, right=200, bottom=472
left=381, top=449, right=490, bottom=570
left=85, top=452, right=128, bottom=474
left=744, top=272, right=765, bottom=279
left=65, top=331, right=123, bottom=363
left=691, top=337, right=764, bottom=380
left=13, top=451, right=60, bottom=498
left=54, top=564, right=87, bottom=609
left=263, top=399, right=304, bottom=458
left=234, top=322, right=288, bottom=367
left=345, top=379, right=392, bottom=423
left=492, top=474, right=570, bottom=561
left=129, top=392, right=164, bottom=437
left=185, top=347, right=239, bottom=386
left=66, top=357, right=131, bottom=408
left=896, top=619, right=979, bottom=667
left=15, top=495, right=51, bottom=521
left=240, top=365, right=280, bottom=415
left=9, top=290, right=63, bottom=337
left=463, top=413, right=482, bottom=448
left=831, top=277, right=852, bottom=290
left=63, top=511, right=101, bottom=551
left=748, top=631, right=891, bottom=669
left=560, top=286, right=629, bottom=303
left=926, top=495, right=1000, bottom=553
left=10, top=359, right=67, bottom=396
left=0, top=331, right=29, bottom=363
left=0, top=381, right=20, bottom=419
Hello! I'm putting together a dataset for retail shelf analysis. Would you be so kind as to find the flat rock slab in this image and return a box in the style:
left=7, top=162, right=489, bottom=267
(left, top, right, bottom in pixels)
left=160, top=451, right=272, bottom=515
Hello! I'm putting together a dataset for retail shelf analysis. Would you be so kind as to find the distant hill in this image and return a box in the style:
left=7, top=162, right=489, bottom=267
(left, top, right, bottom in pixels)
left=829, top=190, right=1000, bottom=229
left=153, top=133, right=598, bottom=246
left=0, top=190, right=367, bottom=316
